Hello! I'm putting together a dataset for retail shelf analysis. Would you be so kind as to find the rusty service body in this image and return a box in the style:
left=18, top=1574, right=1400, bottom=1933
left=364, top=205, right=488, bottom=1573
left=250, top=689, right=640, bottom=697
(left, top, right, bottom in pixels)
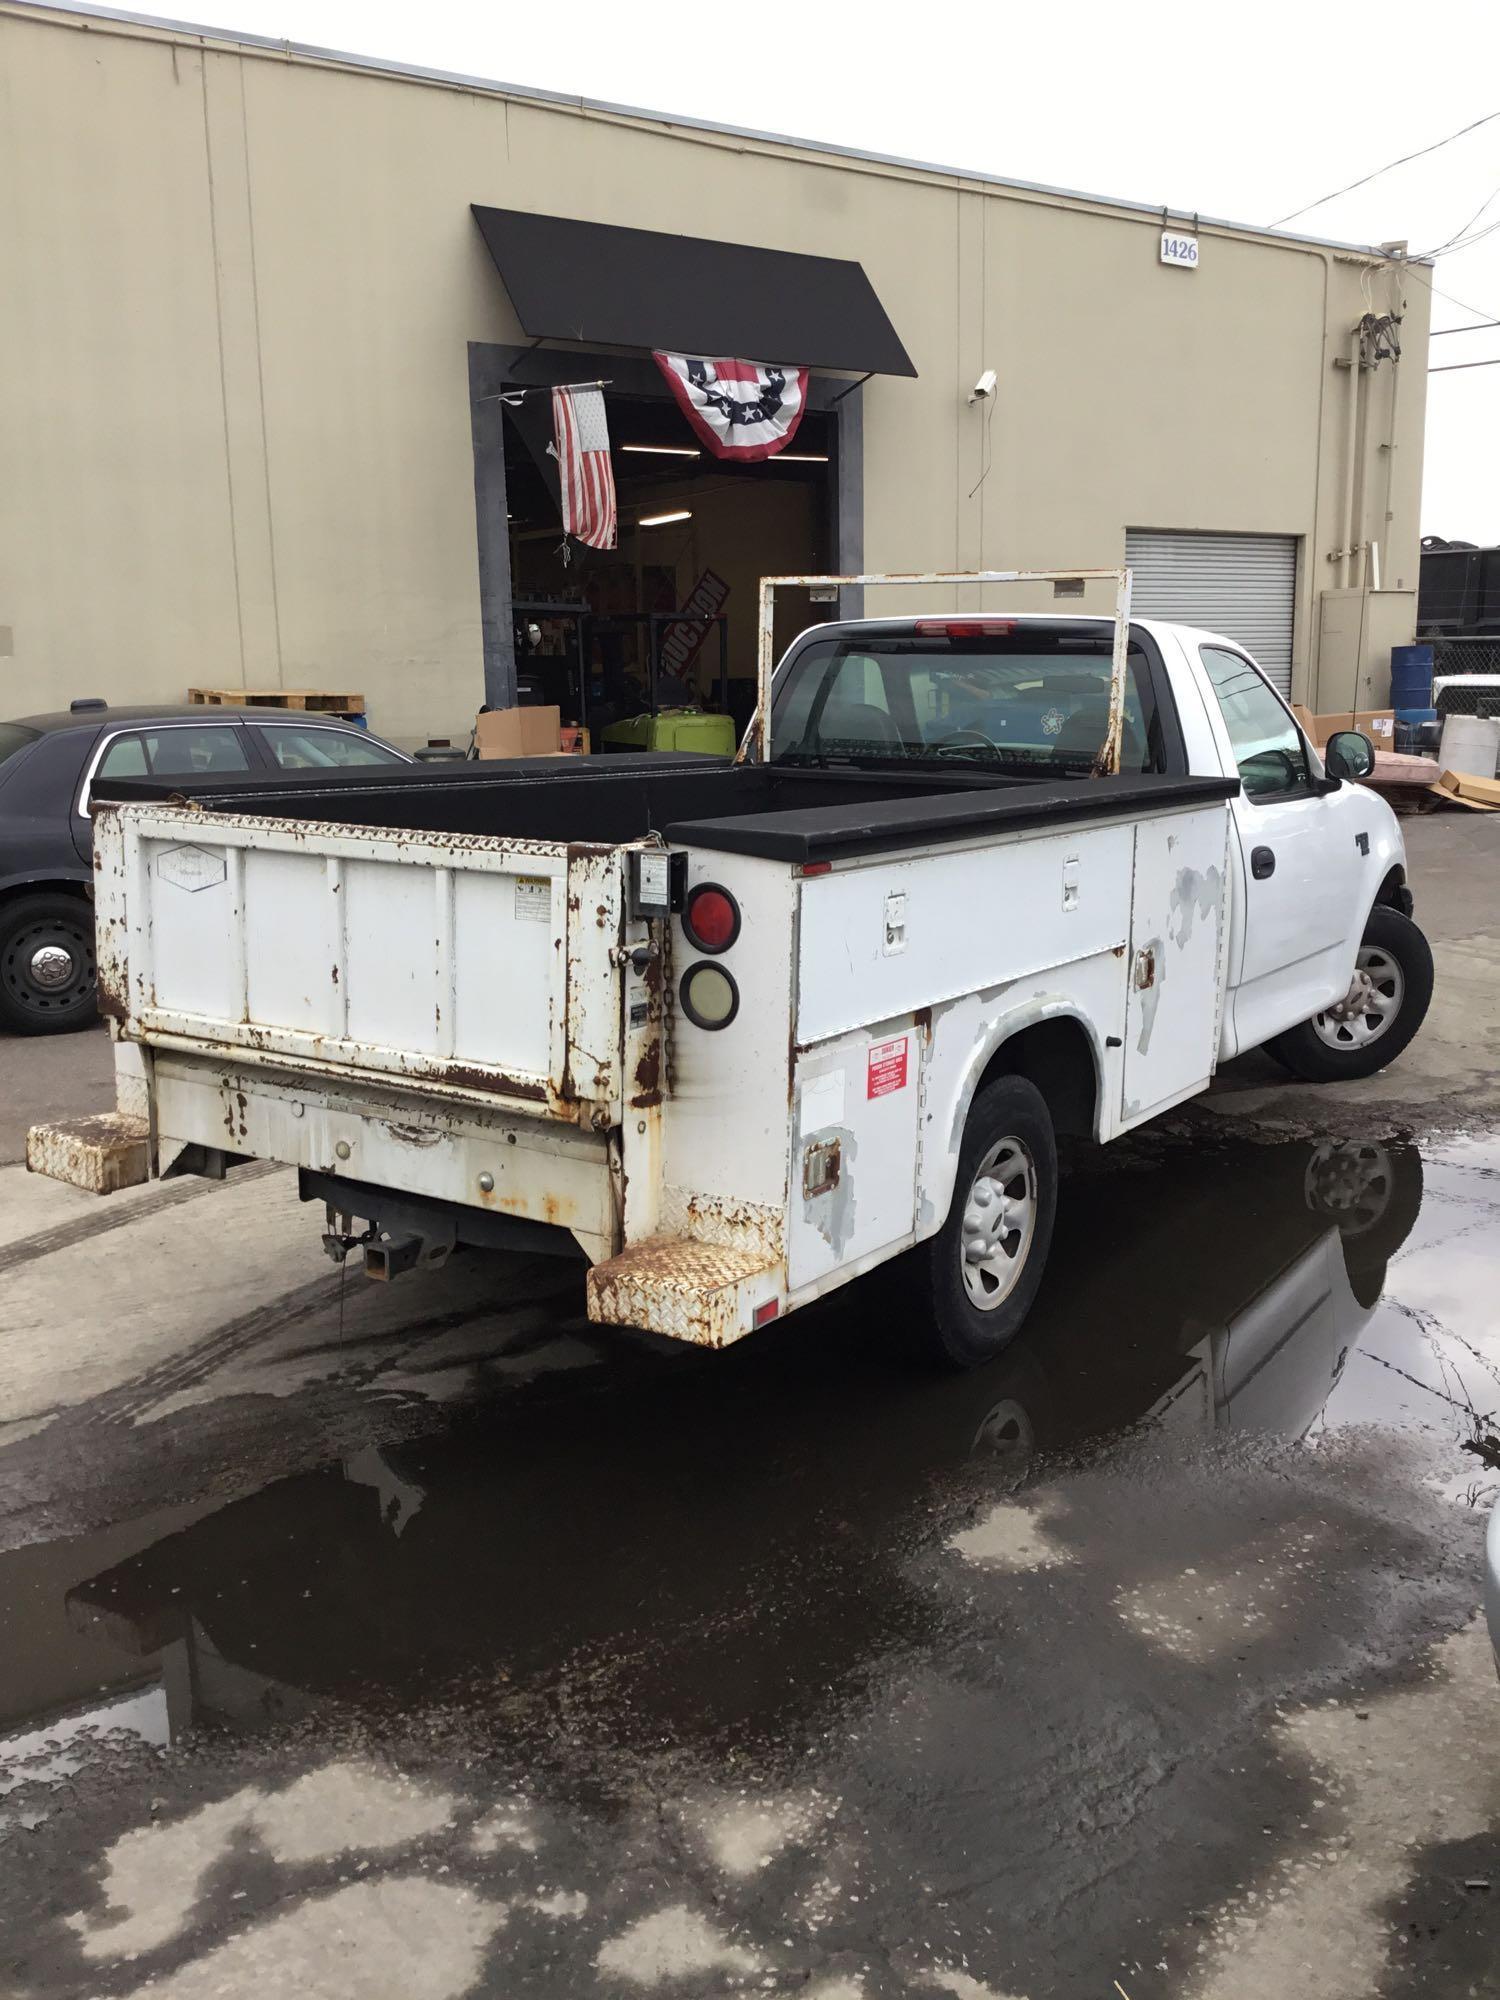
left=30, top=575, right=1433, bottom=1366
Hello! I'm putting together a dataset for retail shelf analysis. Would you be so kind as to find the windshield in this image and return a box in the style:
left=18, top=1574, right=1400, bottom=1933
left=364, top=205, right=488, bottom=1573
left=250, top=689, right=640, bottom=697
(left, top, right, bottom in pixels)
left=771, top=630, right=1166, bottom=777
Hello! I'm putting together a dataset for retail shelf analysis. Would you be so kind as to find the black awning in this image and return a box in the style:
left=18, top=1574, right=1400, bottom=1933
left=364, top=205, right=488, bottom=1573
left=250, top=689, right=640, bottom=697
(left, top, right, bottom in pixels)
left=471, top=207, right=915, bottom=378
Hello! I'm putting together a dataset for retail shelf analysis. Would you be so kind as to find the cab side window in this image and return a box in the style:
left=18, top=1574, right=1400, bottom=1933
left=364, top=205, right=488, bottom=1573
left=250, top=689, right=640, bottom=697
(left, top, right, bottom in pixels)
left=89, top=726, right=251, bottom=811
left=97, top=726, right=250, bottom=780
left=1199, top=646, right=1310, bottom=800
left=261, top=724, right=405, bottom=769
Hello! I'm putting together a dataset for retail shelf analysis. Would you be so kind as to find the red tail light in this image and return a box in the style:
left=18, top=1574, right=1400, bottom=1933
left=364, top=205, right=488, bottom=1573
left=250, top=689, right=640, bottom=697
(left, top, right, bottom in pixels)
left=914, top=620, right=1015, bottom=638
left=683, top=883, right=740, bottom=953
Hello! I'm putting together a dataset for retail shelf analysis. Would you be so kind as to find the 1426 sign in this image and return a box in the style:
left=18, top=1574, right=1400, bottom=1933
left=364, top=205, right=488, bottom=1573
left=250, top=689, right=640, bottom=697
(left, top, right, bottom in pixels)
left=1160, top=230, right=1200, bottom=269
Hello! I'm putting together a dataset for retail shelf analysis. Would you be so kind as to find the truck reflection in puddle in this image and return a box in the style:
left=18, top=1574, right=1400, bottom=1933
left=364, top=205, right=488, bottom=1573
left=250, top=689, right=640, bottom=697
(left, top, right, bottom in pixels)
left=39, top=1134, right=1425, bottom=1760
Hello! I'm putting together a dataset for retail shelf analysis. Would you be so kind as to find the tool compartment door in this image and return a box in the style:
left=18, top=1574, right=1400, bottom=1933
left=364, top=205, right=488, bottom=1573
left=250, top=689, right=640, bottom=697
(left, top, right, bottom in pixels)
left=1121, top=804, right=1231, bottom=1124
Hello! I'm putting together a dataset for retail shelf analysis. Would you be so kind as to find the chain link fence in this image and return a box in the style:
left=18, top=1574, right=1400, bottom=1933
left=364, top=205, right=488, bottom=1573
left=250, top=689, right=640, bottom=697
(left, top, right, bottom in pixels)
left=1432, top=635, right=1500, bottom=674
left=1430, top=637, right=1500, bottom=718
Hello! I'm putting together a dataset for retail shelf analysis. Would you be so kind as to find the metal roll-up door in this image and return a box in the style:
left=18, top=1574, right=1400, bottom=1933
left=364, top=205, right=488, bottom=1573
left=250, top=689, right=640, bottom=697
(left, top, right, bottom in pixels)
left=1125, top=530, right=1297, bottom=695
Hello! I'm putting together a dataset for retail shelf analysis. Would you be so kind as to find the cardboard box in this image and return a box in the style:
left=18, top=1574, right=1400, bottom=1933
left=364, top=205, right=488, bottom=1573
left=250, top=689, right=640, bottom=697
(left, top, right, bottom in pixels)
left=1433, top=768, right=1500, bottom=810
left=474, top=707, right=590, bottom=759
left=1293, top=707, right=1395, bottom=747
left=475, top=704, right=559, bottom=759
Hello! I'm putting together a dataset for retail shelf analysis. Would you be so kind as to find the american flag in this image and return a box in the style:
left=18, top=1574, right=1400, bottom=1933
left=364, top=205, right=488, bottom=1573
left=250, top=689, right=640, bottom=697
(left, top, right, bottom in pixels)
left=551, top=386, right=617, bottom=551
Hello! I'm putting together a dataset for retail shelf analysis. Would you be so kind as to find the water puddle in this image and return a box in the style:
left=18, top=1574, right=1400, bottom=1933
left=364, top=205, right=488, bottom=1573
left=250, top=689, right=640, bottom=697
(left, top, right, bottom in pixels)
left=2, top=1126, right=1497, bottom=1801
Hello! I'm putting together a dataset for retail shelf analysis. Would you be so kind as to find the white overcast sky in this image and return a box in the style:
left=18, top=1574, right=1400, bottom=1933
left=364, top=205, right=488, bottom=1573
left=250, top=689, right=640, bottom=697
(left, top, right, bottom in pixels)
left=145, top=0, right=1500, bottom=544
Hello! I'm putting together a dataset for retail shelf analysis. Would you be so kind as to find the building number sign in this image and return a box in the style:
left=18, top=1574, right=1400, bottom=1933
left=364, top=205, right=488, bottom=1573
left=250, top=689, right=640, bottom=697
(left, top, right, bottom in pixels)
left=1159, top=230, right=1200, bottom=269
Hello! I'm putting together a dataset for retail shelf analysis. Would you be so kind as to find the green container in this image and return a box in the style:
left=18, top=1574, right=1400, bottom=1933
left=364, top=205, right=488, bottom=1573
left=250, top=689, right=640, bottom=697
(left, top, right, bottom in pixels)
left=600, top=709, right=737, bottom=757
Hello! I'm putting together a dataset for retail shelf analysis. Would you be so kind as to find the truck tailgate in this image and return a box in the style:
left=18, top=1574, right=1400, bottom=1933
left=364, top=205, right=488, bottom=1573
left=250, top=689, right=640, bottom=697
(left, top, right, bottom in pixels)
left=94, top=804, right=624, bottom=1122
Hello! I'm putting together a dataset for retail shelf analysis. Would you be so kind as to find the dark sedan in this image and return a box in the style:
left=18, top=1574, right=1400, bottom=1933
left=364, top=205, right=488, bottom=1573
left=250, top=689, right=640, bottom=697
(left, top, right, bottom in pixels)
left=0, top=701, right=411, bottom=1034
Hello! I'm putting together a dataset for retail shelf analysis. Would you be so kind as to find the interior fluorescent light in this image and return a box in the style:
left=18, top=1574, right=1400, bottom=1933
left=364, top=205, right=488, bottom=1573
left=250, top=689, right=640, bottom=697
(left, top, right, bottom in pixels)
left=621, top=443, right=701, bottom=457
left=776, top=452, right=829, bottom=462
left=638, top=509, right=692, bottom=527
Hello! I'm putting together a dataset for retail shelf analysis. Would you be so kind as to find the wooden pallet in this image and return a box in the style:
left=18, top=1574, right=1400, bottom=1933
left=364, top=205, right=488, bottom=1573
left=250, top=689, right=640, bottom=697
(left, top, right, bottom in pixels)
left=187, top=688, right=365, bottom=715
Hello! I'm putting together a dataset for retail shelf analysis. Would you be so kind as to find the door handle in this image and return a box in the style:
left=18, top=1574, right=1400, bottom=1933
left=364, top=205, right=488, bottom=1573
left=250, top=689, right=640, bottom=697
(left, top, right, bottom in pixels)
left=1250, top=845, right=1276, bottom=880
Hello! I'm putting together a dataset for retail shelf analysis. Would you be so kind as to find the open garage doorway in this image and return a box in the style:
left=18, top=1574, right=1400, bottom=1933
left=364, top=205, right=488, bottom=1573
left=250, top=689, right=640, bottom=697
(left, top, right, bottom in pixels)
left=469, top=346, right=858, bottom=750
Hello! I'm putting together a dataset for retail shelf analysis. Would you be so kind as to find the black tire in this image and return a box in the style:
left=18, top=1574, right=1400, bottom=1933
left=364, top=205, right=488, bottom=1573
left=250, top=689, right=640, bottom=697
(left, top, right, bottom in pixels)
left=1265, top=906, right=1434, bottom=1083
left=0, top=894, right=98, bottom=1035
left=916, top=1076, right=1058, bottom=1369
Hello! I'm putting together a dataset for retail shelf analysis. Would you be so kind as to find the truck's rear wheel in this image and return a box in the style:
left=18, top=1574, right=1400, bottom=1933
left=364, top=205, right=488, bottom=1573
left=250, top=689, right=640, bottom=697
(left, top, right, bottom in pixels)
left=919, top=1076, right=1058, bottom=1368
left=1265, top=907, right=1433, bottom=1084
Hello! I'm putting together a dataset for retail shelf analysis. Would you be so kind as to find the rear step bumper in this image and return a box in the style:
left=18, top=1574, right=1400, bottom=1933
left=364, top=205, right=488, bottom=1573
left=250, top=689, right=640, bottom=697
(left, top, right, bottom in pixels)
left=586, top=1236, right=783, bottom=1348
left=27, top=1114, right=150, bottom=1195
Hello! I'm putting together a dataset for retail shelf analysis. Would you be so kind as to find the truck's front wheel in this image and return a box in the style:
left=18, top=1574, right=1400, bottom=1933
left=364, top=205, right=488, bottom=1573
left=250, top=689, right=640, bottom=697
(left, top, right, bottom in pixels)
left=1266, top=907, right=1434, bottom=1084
left=919, top=1076, right=1058, bottom=1369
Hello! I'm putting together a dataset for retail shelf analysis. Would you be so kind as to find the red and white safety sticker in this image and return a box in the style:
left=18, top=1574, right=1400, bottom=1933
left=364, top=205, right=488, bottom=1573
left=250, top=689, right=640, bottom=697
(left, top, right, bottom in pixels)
left=866, top=1035, right=909, bottom=1099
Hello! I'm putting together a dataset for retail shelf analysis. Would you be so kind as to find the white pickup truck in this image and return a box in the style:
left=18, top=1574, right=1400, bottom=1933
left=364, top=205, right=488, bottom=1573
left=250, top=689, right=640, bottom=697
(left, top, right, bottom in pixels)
left=32, top=571, right=1433, bottom=1366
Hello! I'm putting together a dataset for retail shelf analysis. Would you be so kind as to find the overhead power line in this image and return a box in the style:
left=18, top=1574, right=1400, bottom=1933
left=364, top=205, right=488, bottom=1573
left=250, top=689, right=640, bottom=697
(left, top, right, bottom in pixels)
left=1418, top=212, right=1500, bottom=261
left=1429, top=357, right=1500, bottom=373
left=1269, top=107, right=1500, bottom=227
left=1421, top=176, right=1500, bottom=254
left=1431, top=320, right=1500, bottom=335
left=1429, top=276, right=1500, bottom=320
left=1401, top=265, right=1500, bottom=338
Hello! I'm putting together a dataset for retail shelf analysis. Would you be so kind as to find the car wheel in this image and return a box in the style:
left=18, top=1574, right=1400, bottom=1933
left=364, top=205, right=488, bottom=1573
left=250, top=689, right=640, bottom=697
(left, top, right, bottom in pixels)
left=917, top=1076, right=1058, bottom=1369
left=1266, top=907, right=1434, bottom=1083
left=0, top=894, right=98, bottom=1035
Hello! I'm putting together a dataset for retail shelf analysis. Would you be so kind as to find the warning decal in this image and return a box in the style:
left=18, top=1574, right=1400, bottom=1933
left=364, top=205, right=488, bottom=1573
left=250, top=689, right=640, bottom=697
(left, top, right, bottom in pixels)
left=866, top=1035, right=909, bottom=1100
left=513, top=875, right=550, bottom=923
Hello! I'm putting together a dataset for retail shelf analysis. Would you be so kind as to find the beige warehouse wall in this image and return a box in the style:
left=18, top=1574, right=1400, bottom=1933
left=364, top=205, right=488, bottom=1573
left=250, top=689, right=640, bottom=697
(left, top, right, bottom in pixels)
left=0, top=6, right=1428, bottom=738
left=0, top=21, right=244, bottom=706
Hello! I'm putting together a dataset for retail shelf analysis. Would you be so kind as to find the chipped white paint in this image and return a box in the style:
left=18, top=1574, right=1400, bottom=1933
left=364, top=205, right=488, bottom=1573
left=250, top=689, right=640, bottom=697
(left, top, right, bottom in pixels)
left=948, top=1495, right=1073, bottom=1572
left=112, top=1876, right=502, bottom=2000
left=595, top=1904, right=762, bottom=1984
left=92, top=801, right=626, bottom=1123
left=71, top=1762, right=457, bottom=1959
left=1188, top=1620, right=1500, bottom=2000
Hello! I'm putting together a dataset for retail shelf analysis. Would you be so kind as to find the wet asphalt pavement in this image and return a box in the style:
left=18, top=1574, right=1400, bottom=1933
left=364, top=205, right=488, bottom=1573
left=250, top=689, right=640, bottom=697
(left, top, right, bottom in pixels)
left=3, top=815, right=1500, bottom=2000
left=3, top=1112, right=1500, bottom=2000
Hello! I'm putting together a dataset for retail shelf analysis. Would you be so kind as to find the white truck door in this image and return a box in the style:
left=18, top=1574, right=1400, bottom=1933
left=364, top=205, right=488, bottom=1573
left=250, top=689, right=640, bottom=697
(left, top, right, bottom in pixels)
left=1195, top=645, right=1367, bottom=1055
left=1121, top=803, right=1231, bottom=1123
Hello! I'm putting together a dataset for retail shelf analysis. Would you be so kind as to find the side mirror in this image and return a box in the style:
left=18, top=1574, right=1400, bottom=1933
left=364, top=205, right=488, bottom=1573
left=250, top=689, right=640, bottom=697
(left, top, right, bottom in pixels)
left=1323, top=729, right=1375, bottom=782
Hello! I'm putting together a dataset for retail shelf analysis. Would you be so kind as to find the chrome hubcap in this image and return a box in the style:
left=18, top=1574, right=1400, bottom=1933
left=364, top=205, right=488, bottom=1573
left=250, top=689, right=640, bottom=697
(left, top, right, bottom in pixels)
left=28, top=944, right=75, bottom=990
left=1312, top=945, right=1405, bottom=1051
left=959, top=1136, right=1038, bottom=1311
